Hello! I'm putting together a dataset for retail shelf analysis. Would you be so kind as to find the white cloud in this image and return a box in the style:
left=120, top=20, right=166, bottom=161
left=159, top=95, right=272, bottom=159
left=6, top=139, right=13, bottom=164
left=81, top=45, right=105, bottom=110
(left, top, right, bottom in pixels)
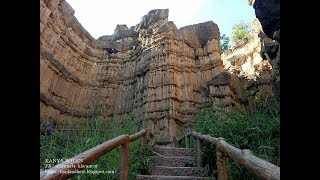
left=66, top=0, right=206, bottom=39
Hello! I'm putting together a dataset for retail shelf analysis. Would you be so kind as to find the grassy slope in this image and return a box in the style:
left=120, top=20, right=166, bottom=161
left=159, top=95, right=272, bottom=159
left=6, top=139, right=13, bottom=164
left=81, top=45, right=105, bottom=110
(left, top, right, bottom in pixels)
left=40, top=113, right=151, bottom=180
left=194, top=99, right=280, bottom=179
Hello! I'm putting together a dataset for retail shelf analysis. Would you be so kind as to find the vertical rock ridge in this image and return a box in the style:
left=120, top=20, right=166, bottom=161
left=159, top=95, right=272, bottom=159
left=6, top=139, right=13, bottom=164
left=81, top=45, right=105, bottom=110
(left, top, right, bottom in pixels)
left=40, top=1, right=262, bottom=139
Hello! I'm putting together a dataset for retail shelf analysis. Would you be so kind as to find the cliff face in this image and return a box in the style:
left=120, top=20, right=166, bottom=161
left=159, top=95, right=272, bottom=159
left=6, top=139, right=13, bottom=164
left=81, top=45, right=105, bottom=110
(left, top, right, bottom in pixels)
left=40, top=0, right=245, bottom=140
left=222, top=19, right=273, bottom=103
left=40, top=0, right=106, bottom=122
left=252, top=0, right=280, bottom=39
left=250, top=0, right=280, bottom=101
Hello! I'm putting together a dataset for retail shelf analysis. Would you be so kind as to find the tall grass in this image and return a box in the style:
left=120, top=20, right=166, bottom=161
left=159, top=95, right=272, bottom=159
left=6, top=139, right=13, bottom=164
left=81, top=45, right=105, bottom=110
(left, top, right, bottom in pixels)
left=40, top=113, right=152, bottom=180
left=194, top=98, right=280, bottom=179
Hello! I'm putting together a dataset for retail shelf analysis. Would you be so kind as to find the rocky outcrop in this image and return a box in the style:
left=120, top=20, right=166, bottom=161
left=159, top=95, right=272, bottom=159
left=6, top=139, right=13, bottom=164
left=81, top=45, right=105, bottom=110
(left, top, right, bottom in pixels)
left=40, top=0, right=248, bottom=140
left=252, top=0, right=280, bottom=38
left=250, top=0, right=280, bottom=102
left=261, top=33, right=280, bottom=101
left=222, top=19, right=273, bottom=102
left=178, top=21, right=220, bottom=49
left=223, top=19, right=267, bottom=79
left=40, top=0, right=107, bottom=124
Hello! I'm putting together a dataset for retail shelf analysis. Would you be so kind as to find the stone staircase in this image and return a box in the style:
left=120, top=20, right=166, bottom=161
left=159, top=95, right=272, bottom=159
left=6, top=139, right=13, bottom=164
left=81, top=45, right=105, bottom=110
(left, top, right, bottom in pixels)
left=136, top=144, right=214, bottom=180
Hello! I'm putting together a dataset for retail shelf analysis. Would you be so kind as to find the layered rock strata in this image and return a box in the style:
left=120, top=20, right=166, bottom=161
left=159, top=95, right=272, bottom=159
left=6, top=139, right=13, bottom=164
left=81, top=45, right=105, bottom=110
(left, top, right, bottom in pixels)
left=40, top=0, right=243, bottom=140
left=221, top=19, right=273, bottom=104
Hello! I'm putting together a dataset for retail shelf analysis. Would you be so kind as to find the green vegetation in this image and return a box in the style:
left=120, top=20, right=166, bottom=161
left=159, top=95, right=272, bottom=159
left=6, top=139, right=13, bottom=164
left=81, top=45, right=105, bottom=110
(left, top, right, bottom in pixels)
left=40, top=97, right=279, bottom=179
left=40, top=113, right=152, bottom=180
left=220, top=34, right=230, bottom=53
left=231, top=21, right=252, bottom=46
left=195, top=98, right=280, bottom=179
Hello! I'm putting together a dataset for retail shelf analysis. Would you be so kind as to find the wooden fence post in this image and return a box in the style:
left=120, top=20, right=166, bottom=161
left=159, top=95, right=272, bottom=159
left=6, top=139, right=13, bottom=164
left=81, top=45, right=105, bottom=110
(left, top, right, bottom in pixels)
left=196, top=138, right=202, bottom=167
left=120, top=140, right=129, bottom=180
left=185, top=135, right=190, bottom=148
left=140, top=132, right=148, bottom=156
left=217, top=144, right=228, bottom=180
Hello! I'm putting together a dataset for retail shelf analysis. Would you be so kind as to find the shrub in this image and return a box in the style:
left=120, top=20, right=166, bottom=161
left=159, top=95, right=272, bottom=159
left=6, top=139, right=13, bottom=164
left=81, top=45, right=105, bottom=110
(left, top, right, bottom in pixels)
left=231, top=21, right=252, bottom=46
left=195, top=99, right=279, bottom=179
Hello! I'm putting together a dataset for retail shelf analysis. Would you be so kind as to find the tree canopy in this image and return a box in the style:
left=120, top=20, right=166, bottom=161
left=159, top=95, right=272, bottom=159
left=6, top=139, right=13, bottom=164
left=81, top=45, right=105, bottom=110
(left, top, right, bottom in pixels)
left=220, top=34, right=230, bottom=53
left=231, top=21, right=252, bottom=46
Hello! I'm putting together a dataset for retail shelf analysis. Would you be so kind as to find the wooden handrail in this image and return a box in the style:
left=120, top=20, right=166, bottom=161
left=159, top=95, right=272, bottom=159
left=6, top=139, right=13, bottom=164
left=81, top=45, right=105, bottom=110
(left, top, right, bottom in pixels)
left=129, top=129, right=147, bottom=142
left=178, top=131, right=280, bottom=180
left=40, top=129, right=149, bottom=180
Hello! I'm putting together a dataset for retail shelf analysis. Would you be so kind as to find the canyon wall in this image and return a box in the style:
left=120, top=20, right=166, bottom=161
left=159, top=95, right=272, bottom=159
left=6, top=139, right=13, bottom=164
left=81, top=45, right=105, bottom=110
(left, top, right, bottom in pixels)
left=251, top=0, right=280, bottom=102
left=40, top=0, right=250, bottom=140
left=40, top=0, right=106, bottom=123
left=222, top=19, right=273, bottom=106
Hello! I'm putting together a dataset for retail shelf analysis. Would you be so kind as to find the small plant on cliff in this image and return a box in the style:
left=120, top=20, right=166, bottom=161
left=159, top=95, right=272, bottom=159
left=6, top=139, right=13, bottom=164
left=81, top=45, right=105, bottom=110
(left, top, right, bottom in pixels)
left=195, top=97, right=279, bottom=179
left=230, top=21, right=252, bottom=46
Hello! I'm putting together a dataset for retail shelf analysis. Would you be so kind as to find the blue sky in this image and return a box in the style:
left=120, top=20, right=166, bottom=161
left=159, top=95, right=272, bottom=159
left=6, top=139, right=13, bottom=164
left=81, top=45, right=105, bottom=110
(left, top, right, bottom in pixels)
left=66, top=0, right=255, bottom=39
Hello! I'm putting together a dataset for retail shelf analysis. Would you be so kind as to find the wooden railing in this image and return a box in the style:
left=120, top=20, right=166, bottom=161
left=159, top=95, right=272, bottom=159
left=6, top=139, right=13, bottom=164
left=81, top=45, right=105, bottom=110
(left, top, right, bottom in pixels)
left=178, top=131, right=280, bottom=180
left=40, top=129, right=150, bottom=180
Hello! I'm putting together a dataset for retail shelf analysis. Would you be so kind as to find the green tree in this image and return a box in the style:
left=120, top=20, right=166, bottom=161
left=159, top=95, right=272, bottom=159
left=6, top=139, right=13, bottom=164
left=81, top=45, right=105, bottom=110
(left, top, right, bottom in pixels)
left=231, top=21, right=251, bottom=45
left=220, top=34, right=230, bottom=53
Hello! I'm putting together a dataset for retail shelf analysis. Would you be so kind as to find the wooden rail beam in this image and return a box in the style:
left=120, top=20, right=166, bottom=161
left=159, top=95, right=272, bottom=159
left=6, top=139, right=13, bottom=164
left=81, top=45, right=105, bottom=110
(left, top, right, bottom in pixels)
left=129, top=129, right=147, bottom=142
left=182, top=131, right=280, bottom=180
left=217, top=139, right=280, bottom=180
left=191, top=131, right=219, bottom=144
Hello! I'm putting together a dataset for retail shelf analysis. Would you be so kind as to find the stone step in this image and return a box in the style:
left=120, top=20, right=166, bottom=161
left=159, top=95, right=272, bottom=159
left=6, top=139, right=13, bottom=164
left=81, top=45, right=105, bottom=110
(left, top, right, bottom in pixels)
left=136, top=174, right=214, bottom=180
left=149, top=166, right=205, bottom=176
left=150, top=156, right=196, bottom=167
left=154, top=145, right=195, bottom=157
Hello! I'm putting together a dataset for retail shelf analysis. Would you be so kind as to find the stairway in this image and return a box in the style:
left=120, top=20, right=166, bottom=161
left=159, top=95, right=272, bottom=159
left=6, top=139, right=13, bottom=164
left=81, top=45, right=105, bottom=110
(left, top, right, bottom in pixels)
left=136, top=144, right=214, bottom=180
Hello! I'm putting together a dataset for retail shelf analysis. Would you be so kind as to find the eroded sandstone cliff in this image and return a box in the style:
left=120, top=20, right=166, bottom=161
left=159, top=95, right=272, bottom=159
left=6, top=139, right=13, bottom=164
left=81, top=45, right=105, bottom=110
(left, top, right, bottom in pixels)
left=250, top=0, right=280, bottom=102
left=222, top=19, right=273, bottom=105
left=40, top=0, right=255, bottom=140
